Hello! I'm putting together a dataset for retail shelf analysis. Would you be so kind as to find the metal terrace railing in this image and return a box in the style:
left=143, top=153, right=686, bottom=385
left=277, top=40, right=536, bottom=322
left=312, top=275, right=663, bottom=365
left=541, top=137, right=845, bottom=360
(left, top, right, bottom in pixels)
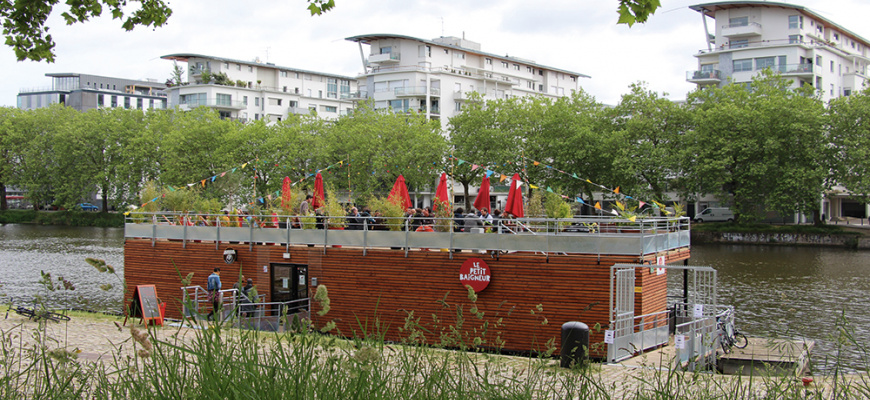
left=126, top=213, right=690, bottom=258
left=180, top=285, right=308, bottom=331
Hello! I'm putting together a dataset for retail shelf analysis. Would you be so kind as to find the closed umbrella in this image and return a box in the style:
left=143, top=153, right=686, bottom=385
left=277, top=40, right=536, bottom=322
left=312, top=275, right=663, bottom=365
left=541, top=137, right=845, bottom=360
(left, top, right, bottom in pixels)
left=504, top=173, right=524, bottom=218
left=312, top=172, right=325, bottom=210
left=473, top=176, right=491, bottom=212
left=388, top=175, right=413, bottom=210
left=433, top=173, right=450, bottom=211
left=281, top=176, right=292, bottom=210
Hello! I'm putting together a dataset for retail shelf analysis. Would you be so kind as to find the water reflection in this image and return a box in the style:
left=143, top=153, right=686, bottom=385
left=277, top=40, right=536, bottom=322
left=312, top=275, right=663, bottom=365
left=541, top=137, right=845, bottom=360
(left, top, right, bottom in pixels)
left=690, top=244, right=870, bottom=373
left=0, top=224, right=124, bottom=312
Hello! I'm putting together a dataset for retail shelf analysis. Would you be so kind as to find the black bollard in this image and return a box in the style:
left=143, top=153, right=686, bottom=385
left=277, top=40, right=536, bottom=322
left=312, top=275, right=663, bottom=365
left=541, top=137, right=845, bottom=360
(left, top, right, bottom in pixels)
left=560, top=321, right=589, bottom=368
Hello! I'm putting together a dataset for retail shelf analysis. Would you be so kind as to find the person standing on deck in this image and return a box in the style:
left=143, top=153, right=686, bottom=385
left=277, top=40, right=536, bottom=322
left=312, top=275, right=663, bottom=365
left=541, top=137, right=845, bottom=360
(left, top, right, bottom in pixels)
left=206, top=267, right=222, bottom=321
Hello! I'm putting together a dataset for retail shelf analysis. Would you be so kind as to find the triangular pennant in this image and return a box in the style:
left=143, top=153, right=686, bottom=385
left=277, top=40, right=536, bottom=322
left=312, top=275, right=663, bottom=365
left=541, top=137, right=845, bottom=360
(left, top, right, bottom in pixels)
left=187, top=183, right=195, bottom=187
left=201, top=179, right=206, bottom=188
left=211, top=176, right=216, bottom=182
left=471, top=164, right=479, bottom=171
left=167, top=186, right=176, bottom=192
left=594, top=202, right=601, bottom=210
left=529, top=184, right=538, bottom=189
left=457, top=160, right=466, bottom=166
left=628, top=215, right=637, bottom=222
left=499, top=175, right=508, bottom=182
left=546, top=186, right=554, bottom=193
left=638, top=201, right=646, bottom=208
left=576, top=197, right=585, bottom=204
left=533, top=161, right=540, bottom=166
left=232, top=168, right=237, bottom=173
left=614, top=186, right=620, bottom=194
left=610, top=209, right=619, bottom=216
left=241, top=163, right=248, bottom=169
left=485, top=170, right=494, bottom=178
left=572, top=173, right=579, bottom=179
left=220, top=172, right=227, bottom=177
left=586, top=179, right=592, bottom=183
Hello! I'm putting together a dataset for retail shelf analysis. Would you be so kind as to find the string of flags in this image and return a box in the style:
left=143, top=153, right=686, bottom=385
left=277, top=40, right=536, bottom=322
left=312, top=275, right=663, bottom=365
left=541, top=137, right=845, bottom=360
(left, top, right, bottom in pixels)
left=450, top=155, right=672, bottom=218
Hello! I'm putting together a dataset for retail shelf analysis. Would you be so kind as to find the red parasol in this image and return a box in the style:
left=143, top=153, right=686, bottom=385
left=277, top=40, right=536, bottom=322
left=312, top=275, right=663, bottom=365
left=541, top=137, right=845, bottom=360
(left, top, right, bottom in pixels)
left=388, top=175, right=413, bottom=210
left=281, top=176, right=292, bottom=210
left=473, top=176, right=491, bottom=212
left=312, top=172, right=325, bottom=210
left=504, top=173, right=524, bottom=218
left=433, top=173, right=450, bottom=211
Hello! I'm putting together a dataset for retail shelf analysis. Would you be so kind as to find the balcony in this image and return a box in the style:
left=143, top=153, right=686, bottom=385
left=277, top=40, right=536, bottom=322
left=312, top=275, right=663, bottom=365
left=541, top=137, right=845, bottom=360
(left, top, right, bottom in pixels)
left=180, top=97, right=245, bottom=110
left=721, top=22, right=762, bottom=38
left=454, top=90, right=485, bottom=101
left=395, top=86, right=440, bottom=97
left=686, top=69, right=722, bottom=84
left=288, top=107, right=311, bottom=115
left=774, top=63, right=814, bottom=76
left=341, top=91, right=368, bottom=100
left=369, top=52, right=401, bottom=64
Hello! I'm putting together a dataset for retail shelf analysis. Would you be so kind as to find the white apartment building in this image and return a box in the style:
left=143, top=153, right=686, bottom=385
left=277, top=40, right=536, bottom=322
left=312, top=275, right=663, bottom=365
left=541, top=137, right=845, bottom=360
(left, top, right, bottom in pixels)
left=345, top=34, right=590, bottom=130
left=688, top=1, right=870, bottom=102
left=688, top=2, right=870, bottom=221
left=161, top=53, right=358, bottom=122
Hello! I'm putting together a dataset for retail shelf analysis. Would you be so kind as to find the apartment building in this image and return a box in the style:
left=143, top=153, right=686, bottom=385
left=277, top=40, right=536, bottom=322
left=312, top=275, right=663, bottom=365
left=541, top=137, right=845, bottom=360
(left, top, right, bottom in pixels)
left=345, top=34, right=590, bottom=130
left=688, top=2, right=870, bottom=221
left=17, top=73, right=167, bottom=111
left=160, top=53, right=357, bottom=123
left=687, top=1, right=870, bottom=102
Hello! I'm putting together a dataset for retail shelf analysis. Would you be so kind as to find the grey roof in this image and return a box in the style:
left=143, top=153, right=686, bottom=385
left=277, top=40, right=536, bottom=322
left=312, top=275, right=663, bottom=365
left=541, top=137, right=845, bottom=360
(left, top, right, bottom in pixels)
left=689, top=1, right=870, bottom=47
left=346, top=34, right=590, bottom=79
left=161, top=53, right=357, bottom=80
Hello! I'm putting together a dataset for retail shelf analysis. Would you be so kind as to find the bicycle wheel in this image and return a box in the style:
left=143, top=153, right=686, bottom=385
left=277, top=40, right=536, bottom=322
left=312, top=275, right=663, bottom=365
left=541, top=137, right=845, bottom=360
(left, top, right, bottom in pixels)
left=40, top=311, right=70, bottom=323
left=15, top=307, right=37, bottom=319
left=733, top=332, right=749, bottom=349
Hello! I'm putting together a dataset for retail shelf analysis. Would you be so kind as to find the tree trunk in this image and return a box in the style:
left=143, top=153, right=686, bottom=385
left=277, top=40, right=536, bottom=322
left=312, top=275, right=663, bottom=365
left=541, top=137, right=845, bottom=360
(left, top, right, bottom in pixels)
left=0, top=183, right=6, bottom=211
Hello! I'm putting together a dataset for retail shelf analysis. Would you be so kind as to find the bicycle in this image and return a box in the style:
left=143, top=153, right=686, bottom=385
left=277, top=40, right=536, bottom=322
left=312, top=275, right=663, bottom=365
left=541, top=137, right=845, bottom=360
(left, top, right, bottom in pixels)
left=717, top=308, right=748, bottom=354
left=4, top=298, right=71, bottom=323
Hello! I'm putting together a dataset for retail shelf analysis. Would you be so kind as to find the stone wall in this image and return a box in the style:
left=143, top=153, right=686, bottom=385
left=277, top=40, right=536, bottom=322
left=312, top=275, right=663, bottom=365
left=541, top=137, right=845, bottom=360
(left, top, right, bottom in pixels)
left=691, top=231, right=866, bottom=248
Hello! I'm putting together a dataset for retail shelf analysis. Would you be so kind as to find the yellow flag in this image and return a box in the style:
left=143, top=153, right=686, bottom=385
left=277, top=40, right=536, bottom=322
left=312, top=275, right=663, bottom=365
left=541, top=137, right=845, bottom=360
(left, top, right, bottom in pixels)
left=594, top=202, right=601, bottom=210
left=242, top=163, right=248, bottom=169
left=614, top=186, right=620, bottom=194
left=628, top=215, right=636, bottom=222
left=533, top=161, right=540, bottom=166
left=529, top=184, right=539, bottom=189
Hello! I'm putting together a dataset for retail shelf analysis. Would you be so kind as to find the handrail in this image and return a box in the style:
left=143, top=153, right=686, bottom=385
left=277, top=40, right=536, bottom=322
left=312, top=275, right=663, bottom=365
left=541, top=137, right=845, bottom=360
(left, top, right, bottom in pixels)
left=129, top=212, right=690, bottom=257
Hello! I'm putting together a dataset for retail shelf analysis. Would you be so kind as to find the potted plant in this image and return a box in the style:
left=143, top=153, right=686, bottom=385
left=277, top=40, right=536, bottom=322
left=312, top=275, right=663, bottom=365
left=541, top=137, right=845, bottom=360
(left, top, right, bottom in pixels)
left=614, top=200, right=640, bottom=233
left=543, top=191, right=572, bottom=232
left=368, top=195, right=405, bottom=232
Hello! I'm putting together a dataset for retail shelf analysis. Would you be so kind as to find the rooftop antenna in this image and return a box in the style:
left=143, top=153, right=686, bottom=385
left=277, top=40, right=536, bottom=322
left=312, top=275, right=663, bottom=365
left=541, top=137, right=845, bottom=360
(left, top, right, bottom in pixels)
left=264, top=47, right=271, bottom=62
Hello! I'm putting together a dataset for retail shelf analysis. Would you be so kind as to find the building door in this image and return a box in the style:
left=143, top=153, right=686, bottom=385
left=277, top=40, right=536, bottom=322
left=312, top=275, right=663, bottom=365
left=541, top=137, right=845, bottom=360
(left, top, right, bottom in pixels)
left=270, top=263, right=308, bottom=303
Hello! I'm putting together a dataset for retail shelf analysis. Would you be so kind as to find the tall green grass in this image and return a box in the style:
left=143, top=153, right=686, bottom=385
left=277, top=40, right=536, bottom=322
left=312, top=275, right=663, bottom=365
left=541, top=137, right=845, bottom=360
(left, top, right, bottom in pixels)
left=2, top=290, right=870, bottom=399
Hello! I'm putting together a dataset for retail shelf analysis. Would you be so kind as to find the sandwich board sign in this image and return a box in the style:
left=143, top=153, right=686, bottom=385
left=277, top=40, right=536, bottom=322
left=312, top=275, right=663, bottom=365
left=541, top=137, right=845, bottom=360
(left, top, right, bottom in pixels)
left=125, top=285, right=163, bottom=326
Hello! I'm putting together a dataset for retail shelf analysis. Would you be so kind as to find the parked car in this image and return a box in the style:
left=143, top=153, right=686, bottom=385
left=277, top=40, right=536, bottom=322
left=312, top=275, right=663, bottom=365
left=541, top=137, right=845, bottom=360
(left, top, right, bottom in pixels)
left=693, top=207, right=734, bottom=223
left=76, top=203, right=99, bottom=212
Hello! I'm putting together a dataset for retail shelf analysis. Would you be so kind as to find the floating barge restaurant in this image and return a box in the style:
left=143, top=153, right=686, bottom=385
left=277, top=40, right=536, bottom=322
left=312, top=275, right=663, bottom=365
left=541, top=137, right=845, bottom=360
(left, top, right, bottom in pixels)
left=124, top=214, right=727, bottom=366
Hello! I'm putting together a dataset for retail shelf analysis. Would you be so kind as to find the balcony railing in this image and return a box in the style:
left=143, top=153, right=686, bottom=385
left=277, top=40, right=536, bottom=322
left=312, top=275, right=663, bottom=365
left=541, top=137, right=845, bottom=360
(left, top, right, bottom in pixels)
left=180, top=98, right=246, bottom=110
left=697, top=38, right=849, bottom=55
left=721, top=21, right=762, bottom=38
left=288, top=107, right=311, bottom=115
left=772, top=63, right=814, bottom=75
left=341, top=91, right=368, bottom=100
left=686, top=69, right=722, bottom=83
left=394, top=86, right=440, bottom=97
left=369, top=52, right=401, bottom=63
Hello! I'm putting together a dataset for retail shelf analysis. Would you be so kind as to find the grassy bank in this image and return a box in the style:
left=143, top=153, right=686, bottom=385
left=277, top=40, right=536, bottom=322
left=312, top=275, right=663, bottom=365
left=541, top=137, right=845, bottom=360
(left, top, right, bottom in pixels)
left=691, top=222, right=862, bottom=236
left=0, top=209, right=124, bottom=227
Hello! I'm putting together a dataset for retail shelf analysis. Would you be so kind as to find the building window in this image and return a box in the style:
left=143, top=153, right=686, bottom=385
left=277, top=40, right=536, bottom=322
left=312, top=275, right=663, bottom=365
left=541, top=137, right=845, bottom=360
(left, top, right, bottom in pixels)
left=180, top=93, right=206, bottom=106
left=236, top=64, right=241, bottom=71
left=322, top=105, right=337, bottom=113
left=730, top=39, right=749, bottom=49
left=255, top=97, right=259, bottom=106
left=527, top=66, right=532, bottom=73
left=327, top=78, right=338, bottom=98
left=789, top=34, right=803, bottom=44
left=389, top=99, right=408, bottom=112
left=136, top=98, right=143, bottom=109
left=844, top=88, right=852, bottom=96
left=485, top=58, right=492, bottom=65
left=149, top=99, right=154, bottom=109
left=444, top=49, right=449, bottom=54
left=283, top=86, right=287, bottom=92
left=248, top=66, right=253, bottom=72
left=97, top=95, right=104, bottom=107
left=830, top=84, right=834, bottom=96
left=223, top=62, right=229, bottom=69
left=527, top=81, right=534, bottom=89
left=501, top=61, right=508, bottom=68
left=455, top=101, right=461, bottom=112
left=788, top=15, right=802, bottom=29
left=281, top=71, right=288, bottom=77
left=124, top=97, right=130, bottom=109
left=216, top=93, right=231, bottom=106
left=830, top=60, right=835, bottom=72
left=834, top=33, right=840, bottom=41
left=455, top=51, right=465, bottom=60
left=318, top=90, right=323, bottom=98
left=755, top=57, right=775, bottom=70
left=729, top=16, right=748, bottom=27
left=111, top=95, right=118, bottom=107
left=816, top=55, right=822, bottom=65
left=379, top=46, right=392, bottom=54
left=418, top=45, right=431, bottom=58
left=243, top=96, right=248, bottom=105
left=340, top=80, right=350, bottom=97
left=513, top=64, right=520, bottom=70
left=733, top=59, right=753, bottom=72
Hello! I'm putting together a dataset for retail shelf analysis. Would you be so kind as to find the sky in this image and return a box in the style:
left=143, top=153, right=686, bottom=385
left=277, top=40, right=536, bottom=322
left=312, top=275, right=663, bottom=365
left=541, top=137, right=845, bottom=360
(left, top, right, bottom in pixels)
left=3, top=0, right=870, bottom=107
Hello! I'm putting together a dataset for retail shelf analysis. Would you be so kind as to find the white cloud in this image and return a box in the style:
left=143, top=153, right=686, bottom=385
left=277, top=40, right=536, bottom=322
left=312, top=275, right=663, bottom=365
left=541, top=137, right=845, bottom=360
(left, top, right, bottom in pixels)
left=3, top=0, right=870, bottom=107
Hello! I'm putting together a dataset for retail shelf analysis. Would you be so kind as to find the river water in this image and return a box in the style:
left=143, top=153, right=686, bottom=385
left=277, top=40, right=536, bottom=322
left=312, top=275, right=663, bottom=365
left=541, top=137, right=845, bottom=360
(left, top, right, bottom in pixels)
left=1, top=224, right=868, bottom=373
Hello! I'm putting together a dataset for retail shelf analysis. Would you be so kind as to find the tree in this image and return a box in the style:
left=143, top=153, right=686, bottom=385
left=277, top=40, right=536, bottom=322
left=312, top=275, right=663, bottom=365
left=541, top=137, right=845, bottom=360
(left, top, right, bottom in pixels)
left=0, top=107, right=21, bottom=210
left=608, top=82, right=690, bottom=203
left=828, top=87, right=870, bottom=208
left=2, top=0, right=172, bottom=62
left=685, top=71, right=828, bottom=222
left=617, top=0, right=662, bottom=26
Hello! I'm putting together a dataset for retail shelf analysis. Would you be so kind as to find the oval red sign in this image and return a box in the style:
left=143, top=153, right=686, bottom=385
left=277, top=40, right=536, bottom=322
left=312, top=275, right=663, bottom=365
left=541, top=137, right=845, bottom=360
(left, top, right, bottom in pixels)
left=459, top=257, right=491, bottom=292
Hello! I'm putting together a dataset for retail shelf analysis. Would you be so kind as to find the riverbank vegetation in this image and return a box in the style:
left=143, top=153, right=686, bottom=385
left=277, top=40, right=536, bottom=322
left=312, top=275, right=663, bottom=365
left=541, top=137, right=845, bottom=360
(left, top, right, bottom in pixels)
left=0, top=209, right=123, bottom=227
left=692, top=222, right=863, bottom=236
left=2, top=302, right=870, bottom=399
left=3, top=73, right=870, bottom=224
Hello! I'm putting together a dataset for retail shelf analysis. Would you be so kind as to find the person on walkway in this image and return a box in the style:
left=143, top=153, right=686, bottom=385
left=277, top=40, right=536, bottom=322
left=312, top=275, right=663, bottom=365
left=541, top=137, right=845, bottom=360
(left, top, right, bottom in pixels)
left=240, top=278, right=255, bottom=317
left=206, top=267, right=222, bottom=321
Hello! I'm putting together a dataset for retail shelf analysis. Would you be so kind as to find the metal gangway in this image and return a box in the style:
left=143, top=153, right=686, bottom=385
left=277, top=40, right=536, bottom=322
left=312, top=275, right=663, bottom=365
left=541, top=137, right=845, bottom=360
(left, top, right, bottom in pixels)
left=180, top=285, right=310, bottom=331
left=608, top=264, right=720, bottom=371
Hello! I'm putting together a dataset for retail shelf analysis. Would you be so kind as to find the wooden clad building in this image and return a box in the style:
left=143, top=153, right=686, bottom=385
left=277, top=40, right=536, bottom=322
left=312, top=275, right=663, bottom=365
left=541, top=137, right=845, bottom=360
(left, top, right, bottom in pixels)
left=124, top=217, right=691, bottom=355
